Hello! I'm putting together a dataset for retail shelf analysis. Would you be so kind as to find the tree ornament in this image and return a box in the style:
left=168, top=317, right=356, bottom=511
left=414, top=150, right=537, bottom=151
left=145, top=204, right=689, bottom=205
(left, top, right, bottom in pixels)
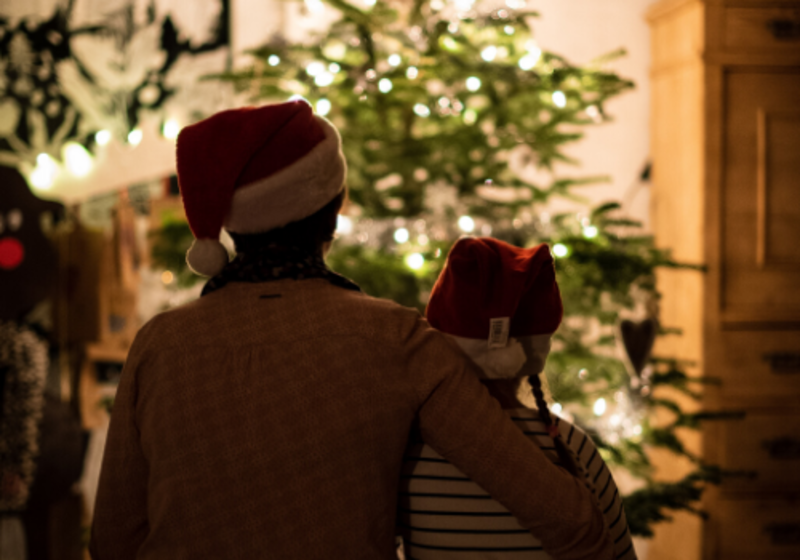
left=618, top=318, right=658, bottom=378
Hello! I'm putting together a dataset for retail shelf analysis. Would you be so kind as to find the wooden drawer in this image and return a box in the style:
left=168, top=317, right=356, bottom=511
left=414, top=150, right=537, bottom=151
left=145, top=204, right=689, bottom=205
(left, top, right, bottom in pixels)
left=713, top=498, right=800, bottom=559
left=724, top=7, right=800, bottom=50
left=719, top=408, right=800, bottom=496
left=710, top=330, right=800, bottom=401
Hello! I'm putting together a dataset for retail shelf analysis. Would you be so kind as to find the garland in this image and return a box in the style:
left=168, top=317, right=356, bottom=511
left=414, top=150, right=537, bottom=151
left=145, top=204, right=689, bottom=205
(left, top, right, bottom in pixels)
left=0, top=321, right=48, bottom=512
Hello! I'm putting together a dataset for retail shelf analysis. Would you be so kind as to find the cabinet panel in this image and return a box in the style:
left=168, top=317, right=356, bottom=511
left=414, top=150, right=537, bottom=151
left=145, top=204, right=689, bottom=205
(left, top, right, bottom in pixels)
left=724, top=7, right=800, bottom=50
left=722, top=71, right=800, bottom=324
left=719, top=408, right=800, bottom=496
left=715, top=498, right=800, bottom=559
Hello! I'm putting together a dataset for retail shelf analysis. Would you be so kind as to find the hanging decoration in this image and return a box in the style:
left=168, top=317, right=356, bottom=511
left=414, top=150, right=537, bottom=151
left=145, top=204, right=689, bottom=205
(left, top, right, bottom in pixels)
left=0, top=0, right=231, bottom=197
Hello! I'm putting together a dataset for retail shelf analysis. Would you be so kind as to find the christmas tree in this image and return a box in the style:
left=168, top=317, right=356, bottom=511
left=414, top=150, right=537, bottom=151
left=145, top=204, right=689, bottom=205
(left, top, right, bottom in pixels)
left=152, top=0, right=741, bottom=536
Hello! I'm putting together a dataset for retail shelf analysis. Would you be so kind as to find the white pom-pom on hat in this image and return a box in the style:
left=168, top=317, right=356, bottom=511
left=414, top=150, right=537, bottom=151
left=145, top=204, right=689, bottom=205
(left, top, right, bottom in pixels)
left=186, top=239, right=229, bottom=277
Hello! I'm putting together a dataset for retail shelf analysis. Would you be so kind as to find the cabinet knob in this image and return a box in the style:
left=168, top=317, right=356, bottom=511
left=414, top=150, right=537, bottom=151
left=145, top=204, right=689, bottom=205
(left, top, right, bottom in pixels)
left=761, top=437, right=800, bottom=460
left=766, top=19, right=800, bottom=40
left=763, top=353, right=800, bottom=374
left=763, top=523, right=800, bottom=546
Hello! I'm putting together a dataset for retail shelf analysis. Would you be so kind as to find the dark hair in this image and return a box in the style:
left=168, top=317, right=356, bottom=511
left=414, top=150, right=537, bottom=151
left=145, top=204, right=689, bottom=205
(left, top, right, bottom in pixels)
left=527, top=374, right=585, bottom=478
left=230, top=190, right=346, bottom=253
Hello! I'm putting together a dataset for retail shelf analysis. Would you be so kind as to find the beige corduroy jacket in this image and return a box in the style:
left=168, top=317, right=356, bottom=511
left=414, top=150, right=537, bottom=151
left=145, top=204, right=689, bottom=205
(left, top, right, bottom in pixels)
left=90, top=279, right=613, bottom=560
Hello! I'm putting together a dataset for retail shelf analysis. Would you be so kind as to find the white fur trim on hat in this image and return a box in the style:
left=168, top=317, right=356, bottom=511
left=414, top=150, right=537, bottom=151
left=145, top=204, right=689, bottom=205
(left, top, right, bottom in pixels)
left=225, top=116, right=346, bottom=234
left=451, top=333, right=553, bottom=379
left=186, top=238, right=230, bottom=277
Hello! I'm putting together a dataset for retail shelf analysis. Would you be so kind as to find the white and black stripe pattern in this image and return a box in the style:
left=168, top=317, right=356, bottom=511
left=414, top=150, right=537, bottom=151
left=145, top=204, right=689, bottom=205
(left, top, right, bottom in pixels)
left=398, top=408, right=636, bottom=560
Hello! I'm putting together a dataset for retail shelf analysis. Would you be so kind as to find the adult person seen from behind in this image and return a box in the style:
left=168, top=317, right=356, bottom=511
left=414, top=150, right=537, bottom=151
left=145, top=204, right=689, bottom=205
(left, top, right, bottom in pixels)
left=89, top=101, right=614, bottom=560
left=398, top=237, right=636, bottom=560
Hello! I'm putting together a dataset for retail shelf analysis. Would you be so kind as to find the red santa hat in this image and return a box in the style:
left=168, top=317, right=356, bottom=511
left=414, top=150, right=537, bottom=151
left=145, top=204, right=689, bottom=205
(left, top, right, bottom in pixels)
left=426, top=237, right=563, bottom=378
left=176, top=99, right=347, bottom=277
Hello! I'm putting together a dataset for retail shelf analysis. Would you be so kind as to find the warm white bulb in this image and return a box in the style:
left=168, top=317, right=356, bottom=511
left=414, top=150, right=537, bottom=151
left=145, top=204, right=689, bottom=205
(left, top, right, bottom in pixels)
left=388, top=54, right=401, bottom=67
left=30, top=153, right=59, bottom=190
left=480, top=46, right=497, bottom=62
left=413, top=103, right=430, bottom=117
left=504, top=25, right=515, bottom=35
left=378, top=78, right=393, bottom=93
left=593, top=398, right=607, bottom=416
left=466, top=76, right=481, bottom=91
left=63, top=142, right=93, bottom=177
left=315, top=72, right=334, bottom=87
left=336, top=215, right=353, bottom=235
left=316, top=98, right=332, bottom=116
left=406, top=66, right=419, bottom=79
left=552, top=243, right=568, bottom=258
left=328, top=63, right=340, bottom=73
left=306, top=61, right=325, bottom=77
left=163, top=119, right=180, bottom=140
left=95, top=129, right=111, bottom=146
left=268, top=55, right=280, bottom=66
left=458, top=215, right=475, bottom=233
left=551, top=403, right=563, bottom=415
left=552, top=90, right=567, bottom=108
left=463, top=109, right=478, bottom=125
left=394, top=228, right=410, bottom=243
left=304, top=0, right=324, bottom=13
left=583, top=225, right=598, bottom=238
left=127, top=128, right=143, bottom=146
left=406, top=253, right=425, bottom=270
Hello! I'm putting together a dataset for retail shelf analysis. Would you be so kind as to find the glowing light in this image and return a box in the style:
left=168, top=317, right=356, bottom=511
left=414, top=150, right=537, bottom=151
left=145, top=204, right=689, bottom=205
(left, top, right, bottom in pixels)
left=406, top=66, right=419, bottom=79
left=306, top=61, right=326, bottom=77
left=586, top=104, right=602, bottom=122
left=378, top=78, right=393, bottom=93
left=394, top=228, right=410, bottom=243
left=161, top=270, right=174, bottom=285
left=406, top=252, right=425, bottom=270
left=314, top=72, right=334, bottom=87
left=552, top=90, right=567, bottom=108
left=289, top=94, right=307, bottom=102
left=438, top=97, right=450, bottom=108
left=128, top=128, right=143, bottom=146
left=268, top=55, right=280, bottom=66
left=633, top=424, right=643, bottom=435
left=336, top=214, right=353, bottom=235
left=593, top=398, right=607, bottom=416
left=552, top=243, right=568, bottom=258
left=504, top=25, right=515, bottom=35
left=519, top=43, right=542, bottom=70
left=63, top=142, right=93, bottom=177
left=552, top=403, right=563, bottom=415
left=30, top=153, right=58, bottom=190
left=365, top=69, right=377, bottom=81
left=304, top=0, right=324, bottom=13
left=417, top=234, right=429, bottom=246
left=163, top=119, right=180, bottom=140
left=328, top=63, right=341, bottom=73
left=466, top=76, right=481, bottom=91
left=316, top=98, right=332, bottom=116
left=463, top=108, right=478, bottom=125
left=95, top=129, right=111, bottom=146
left=609, top=414, right=622, bottom=427
left=505, top=0, right=523, bottom=8
left=458, top=215, right=475, bottom=233
left=481, top=46, right=497, bottom=62
left=388, top=54, right=401, bottom=67
left=364, top=0, right=376, bottom=5
left=413, top=103, right=430, bottom=117
left=583, top=225, right=599, bottom=239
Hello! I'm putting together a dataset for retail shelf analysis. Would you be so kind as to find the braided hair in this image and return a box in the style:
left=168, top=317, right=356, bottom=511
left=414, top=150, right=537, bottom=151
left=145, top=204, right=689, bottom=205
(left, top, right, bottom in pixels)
left=527, top=373, right=585, bottom=479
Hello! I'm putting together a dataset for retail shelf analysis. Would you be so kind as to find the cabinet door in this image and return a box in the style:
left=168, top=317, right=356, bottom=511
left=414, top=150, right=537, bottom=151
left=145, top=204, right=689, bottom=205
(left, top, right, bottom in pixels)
left=722, top=70, right=800, bottom=326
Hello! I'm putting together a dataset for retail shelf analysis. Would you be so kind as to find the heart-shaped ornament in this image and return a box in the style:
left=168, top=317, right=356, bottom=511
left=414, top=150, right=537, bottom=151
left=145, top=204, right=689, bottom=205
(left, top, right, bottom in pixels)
left=618, top=318, right=657, bottom=377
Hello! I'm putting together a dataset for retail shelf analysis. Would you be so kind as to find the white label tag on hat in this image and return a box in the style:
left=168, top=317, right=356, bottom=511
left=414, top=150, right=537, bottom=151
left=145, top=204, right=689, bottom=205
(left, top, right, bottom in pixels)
left=488, top=317, right=510, bottom=349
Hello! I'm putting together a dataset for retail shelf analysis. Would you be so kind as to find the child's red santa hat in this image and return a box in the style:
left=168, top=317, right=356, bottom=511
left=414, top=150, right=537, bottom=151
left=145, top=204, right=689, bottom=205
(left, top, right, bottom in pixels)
left=176, top=99, right=347, bottom=277
left=426, top=237, right=563, bottom=378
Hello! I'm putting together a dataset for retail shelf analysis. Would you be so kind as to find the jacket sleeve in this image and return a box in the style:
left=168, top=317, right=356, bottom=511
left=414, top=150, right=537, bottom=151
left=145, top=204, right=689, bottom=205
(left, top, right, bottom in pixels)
left=89, top=330, right=151, bottom=559
left=400, top=315, right=614, bottom=560
left=560, top=419, right=637, bottom=560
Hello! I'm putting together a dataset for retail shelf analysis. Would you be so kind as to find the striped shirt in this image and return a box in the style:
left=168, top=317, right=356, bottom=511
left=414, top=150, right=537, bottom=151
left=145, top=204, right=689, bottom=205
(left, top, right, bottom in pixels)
left=398, top=409, right=636, bottom=560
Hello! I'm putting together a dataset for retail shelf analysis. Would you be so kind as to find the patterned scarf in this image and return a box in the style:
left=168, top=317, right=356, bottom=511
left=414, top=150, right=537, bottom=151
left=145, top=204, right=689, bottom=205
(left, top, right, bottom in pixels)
left=202, top=238, right=360, bottom=297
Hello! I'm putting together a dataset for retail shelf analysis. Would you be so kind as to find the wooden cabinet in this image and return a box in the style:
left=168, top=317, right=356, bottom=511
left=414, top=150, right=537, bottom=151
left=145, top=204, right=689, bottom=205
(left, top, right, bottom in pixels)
left=648, top=1, right=800, bottom=559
